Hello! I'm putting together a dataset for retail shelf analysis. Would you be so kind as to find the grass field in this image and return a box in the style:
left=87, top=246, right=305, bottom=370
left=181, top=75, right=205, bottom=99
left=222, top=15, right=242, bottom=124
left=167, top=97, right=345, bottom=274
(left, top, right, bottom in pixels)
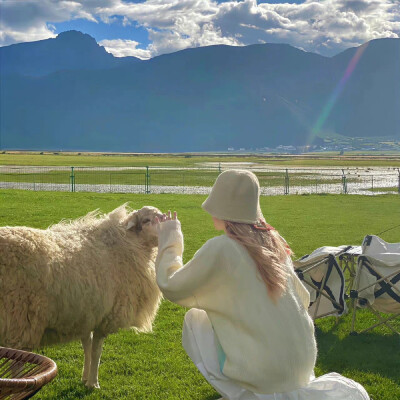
left=1, top=152, right=400, bottom=167
left=0, top=190, right=399, bottom=400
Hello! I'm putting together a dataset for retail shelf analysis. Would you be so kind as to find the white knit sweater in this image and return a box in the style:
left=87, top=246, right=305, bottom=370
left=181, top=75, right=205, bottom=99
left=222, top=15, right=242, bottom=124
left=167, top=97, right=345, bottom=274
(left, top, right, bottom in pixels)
left=155, top=220, right=317, bottom=394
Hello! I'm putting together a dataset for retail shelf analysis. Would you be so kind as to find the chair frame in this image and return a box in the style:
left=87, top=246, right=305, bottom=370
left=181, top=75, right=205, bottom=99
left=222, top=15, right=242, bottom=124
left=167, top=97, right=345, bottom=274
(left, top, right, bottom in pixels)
left=350, top=255, right=400, bottom=335
left=338, top=247, right=361, bottom=298
left=295, top=246, right=351, bottom=320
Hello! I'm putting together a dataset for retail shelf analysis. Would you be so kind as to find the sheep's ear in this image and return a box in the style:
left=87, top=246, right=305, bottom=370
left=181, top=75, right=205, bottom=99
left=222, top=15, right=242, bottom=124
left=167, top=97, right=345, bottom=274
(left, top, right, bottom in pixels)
left=125, top=212, right=140, bottom=231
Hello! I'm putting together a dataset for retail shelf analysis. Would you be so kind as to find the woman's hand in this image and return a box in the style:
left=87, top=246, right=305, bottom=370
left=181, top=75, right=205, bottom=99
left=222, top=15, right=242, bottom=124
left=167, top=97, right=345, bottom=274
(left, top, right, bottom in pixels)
left=153, top=210, right=178, bottom=234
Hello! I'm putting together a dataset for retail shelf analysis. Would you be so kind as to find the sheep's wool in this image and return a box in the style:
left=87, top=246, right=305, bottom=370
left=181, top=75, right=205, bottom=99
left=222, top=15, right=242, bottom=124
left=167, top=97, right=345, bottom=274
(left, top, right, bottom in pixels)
left=0, top=204, right=162, bottom=350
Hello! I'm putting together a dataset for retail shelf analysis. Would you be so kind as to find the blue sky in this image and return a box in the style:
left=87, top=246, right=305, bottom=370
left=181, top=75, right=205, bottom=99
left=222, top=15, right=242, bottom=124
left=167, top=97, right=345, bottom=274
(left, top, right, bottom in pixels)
left=51, top=0, right=151, bottom=50
left=53, top=17, right=151, bottom=50
left=1, top=0, right=399, bottom=59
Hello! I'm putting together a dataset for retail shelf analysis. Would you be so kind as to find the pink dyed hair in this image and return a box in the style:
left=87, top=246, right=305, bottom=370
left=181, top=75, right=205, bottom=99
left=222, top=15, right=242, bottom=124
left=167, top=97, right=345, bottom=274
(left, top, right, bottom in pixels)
left=224, top=219, right=292, bottom=302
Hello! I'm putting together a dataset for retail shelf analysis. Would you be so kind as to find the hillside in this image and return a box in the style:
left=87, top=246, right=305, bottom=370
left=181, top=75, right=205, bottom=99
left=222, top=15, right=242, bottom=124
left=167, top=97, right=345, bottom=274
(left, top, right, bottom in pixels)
left=0, top=31, right=399, bottom=152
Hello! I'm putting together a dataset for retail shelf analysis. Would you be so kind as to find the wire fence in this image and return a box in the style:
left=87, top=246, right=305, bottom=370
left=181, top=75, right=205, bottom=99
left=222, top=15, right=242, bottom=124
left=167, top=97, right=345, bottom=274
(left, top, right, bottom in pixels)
left=0, top=166, right=399, bottom=196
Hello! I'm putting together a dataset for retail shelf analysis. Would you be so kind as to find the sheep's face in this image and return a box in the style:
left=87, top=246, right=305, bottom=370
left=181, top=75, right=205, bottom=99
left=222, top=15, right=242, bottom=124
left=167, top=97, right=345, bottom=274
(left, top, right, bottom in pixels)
left=125, top=206, right=163, bottom=245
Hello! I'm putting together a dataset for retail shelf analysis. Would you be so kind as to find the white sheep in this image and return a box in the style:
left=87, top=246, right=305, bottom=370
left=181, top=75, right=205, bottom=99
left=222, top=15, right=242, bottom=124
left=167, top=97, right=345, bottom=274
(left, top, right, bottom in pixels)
left=0, top=204, right=163, bottom=389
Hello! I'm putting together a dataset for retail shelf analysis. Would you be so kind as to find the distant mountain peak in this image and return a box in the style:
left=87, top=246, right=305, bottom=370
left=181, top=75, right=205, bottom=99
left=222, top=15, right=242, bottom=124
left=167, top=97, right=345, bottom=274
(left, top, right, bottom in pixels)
left=0, top=29, right=141, bottom=77
left=57, top=29, right=91, bottom=38
left=56, top=30, right=98, bottom=44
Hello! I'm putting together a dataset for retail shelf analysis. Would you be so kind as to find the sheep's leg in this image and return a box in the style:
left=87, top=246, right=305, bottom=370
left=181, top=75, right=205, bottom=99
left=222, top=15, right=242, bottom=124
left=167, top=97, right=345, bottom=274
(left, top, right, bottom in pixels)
left=85, top=330, right=105, bottom=389
left=81, top=332, right=93, bottom=384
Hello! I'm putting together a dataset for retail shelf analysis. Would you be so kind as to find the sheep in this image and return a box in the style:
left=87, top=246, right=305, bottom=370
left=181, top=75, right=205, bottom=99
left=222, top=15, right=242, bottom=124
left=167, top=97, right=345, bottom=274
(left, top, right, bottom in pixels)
left=0, top=204, right=163, bottom=389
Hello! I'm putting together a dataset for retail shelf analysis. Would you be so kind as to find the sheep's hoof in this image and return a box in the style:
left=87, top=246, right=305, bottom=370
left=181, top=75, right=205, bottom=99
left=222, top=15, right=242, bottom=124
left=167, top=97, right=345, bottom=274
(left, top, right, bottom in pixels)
left=85, top=381, right=100, bottom=390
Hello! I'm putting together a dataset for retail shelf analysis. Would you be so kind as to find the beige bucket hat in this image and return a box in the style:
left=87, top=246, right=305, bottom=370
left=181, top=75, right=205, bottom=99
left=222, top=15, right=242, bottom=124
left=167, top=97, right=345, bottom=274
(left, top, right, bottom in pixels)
left=202, top=169, right=263, bottom=224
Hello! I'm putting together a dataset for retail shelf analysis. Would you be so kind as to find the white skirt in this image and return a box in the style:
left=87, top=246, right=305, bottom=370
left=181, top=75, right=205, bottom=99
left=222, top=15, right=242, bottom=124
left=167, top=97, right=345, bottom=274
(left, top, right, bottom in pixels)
left=182, top=308, right=370, bottom=400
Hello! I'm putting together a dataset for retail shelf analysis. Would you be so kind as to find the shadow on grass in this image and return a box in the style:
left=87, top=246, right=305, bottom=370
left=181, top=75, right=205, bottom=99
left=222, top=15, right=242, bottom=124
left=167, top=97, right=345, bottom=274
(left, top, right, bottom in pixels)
left=315, top=325, right=400, bottom=382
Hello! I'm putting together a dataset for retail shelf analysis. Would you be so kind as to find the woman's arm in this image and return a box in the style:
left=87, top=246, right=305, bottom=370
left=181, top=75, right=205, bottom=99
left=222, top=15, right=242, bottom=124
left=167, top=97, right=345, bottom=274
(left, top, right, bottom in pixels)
left=286, top=258, right=311, bottom=309
left=155, top=219, right=220, bottom=308
left=292, top=271, right=311, bottom=310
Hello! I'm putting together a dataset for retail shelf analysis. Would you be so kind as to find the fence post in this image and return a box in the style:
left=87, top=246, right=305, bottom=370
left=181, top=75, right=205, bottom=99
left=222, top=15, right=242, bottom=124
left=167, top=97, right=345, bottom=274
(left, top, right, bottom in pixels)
left=218, top=162, right=222, bottom=174
left=398, top=169, right=400, bottom=194
left=70, top=167, right=75, bottom=192
left=341, top=169, right=347, bottom=194
left=284, top=169, right=289, bottom=195
left=145, top=166, right=150, bottom=194
left=371, top=175, right=374, bottom=192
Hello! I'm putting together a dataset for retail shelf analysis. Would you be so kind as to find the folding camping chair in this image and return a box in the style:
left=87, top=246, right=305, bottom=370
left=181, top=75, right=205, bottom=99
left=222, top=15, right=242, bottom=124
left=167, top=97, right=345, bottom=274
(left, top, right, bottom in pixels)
left=350, top=235, right=400, bottom=335
left=338, top=246, right=362, bottom=297
left=294, top=246, right=351, bottom=320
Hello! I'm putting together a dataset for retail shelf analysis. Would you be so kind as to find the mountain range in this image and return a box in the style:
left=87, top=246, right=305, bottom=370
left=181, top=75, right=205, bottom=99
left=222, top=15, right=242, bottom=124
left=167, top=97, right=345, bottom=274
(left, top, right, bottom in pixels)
left=1, top=30, right=399, bottom=152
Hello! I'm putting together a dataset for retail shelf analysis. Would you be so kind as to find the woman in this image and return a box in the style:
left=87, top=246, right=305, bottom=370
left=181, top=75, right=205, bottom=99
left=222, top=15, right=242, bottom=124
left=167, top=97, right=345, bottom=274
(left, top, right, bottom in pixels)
left=154, top=169, right=369, bottom=400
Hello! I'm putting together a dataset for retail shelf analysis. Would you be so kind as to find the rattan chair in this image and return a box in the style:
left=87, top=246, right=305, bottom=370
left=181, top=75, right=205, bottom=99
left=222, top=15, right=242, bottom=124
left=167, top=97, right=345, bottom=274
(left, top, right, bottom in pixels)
left=0, top=347, right=57, bottom=400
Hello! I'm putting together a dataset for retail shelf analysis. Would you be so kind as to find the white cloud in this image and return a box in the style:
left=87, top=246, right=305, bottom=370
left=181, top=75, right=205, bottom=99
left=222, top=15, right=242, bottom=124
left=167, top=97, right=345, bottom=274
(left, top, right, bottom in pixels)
left=145, top=22, right=240, bottom=55
left=256, top=0, right=400, bottom=54
left=0, top=0, right=98, bottom=46
left=0, top=0, right=399, bottom=57
left=0, top=24, right=57, bottom=46
left=99, top=38, right=151, bottom=58
left=122, top=16, right=131, bottom=27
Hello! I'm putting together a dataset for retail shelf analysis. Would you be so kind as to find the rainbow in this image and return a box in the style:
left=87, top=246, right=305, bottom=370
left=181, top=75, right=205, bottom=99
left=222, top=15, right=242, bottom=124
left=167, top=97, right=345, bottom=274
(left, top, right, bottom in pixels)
left=308, top=42, right=369, bottom=144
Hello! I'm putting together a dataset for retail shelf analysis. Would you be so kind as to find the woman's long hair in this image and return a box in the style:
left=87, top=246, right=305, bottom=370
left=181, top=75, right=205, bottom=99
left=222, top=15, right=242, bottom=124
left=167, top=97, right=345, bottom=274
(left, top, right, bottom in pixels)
left=224, top=219, right=292, bottom=302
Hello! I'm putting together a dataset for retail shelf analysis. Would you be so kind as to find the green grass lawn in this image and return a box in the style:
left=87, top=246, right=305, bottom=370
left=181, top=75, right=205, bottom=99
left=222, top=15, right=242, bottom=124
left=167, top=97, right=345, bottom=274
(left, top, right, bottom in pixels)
left=1, top=152, right=400, bottom=167
left=0, top=190, right=399, bottom=399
